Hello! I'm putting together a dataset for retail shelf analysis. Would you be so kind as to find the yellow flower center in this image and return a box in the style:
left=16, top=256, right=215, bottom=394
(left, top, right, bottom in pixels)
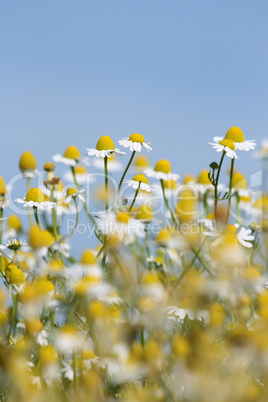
left=206, top=212, right=215, bottom=220
left=19, top=151, right=37, bottom=171
left=64, top=146, right=81, bottom=160
left=132, top=174, right=149, bottom=184
left=219, top=138, right=235, bottom=150
left=156, top=228, right=172, bottom=243
left=67, top=187, right=77, bottom=197
left=0, top=176, right=6, bottom=187
left=81, top=249, right=97, bottom=265
left=25, top=188, right=46, bottom=203
left=6, top=263, right=26, bottom=285
left=134, top=155, right=150, bottom=168
left=129, top=133, right=145, bottom=143
left=163, top=179, right=177, bottom=189
left=43, top=162, right=55, bottom=171
left=232, top=172, right=247, bottom=189
left=74, top=165, right=87, bottom=174
left=116, top=211, right=130, bottom=223
left=225, top=126, right=245, bottom=143
left=136, top=205, right=153, bottom=220
left=29, top=225, right=54, bottom=248
left=26, top=317, right=43, bottom=334
left=96, top=136, right=115, bottom=151
left=154, top=159, right=171, bottom=174
left=57, top=181, right=65, bottom=191
left=39, top=345, right=58, bottom=364
left=183, top=174, right=195, bottom=184
left=197, top=169, right=211, bottom=185
left=7, top=215, right=21, bottom=231
left=42, top=230, right=55, bottom=247
left=0, top=184, right=7, bottom=196
left=224, top=224, right=237, bottom=236
left=82, top=349, right=96, bottom=360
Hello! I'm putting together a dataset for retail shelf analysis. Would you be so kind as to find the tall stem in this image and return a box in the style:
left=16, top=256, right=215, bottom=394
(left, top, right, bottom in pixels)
left=118, top=151, right=136, bottom=193
left=129, top=184, right=140, bottom=212
left=33, top=206, right=41, bottom=228
left=7, top=293, right=18, bottom=342
left=50, top=188, right=58, bottom=240
left=214, top=151, right=226, bottom=220
left=26, top=178, right=33, bottom=225
left=104, top=156, right=108, bottom=212
left=160, top=179, right=178, bottom=228
left=225, top=157, right=235, bottom=224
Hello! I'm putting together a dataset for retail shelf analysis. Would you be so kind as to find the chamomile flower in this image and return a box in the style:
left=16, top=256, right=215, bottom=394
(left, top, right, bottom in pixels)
left=42, top=181, right=65, bottom=200
left=53, top=145, right=81, bottom=166
left=62, top=187, right=86, bottom=204
left=64, top=164, right=95, bottom=185
left=144, top=159, right=179, bottom=181
left=19, top=151, right=38, bottom=178
left=207, top=223, right=255, bottom=249
left=126, top=174, right=152, bottom=192
left=0, top=239, right=27, bottom=251
left=132, top=154, right=151, bottom=172
left=118, top=133, right=152, bottom=152
left=209, top=137, right=238, bottom=159
left=86, top=135, right=125, bottom=158
left=0, top=183, right=9, bottom=209
left=15, top=188, right=55, bottom=209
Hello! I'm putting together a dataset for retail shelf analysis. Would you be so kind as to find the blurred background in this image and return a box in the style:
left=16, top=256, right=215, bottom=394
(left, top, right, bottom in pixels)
left=0, top=0, right=267, bottom=253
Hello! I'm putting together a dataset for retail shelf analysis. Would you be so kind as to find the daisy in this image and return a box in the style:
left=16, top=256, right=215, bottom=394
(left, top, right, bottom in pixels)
left=209, top=137, right=238, bottom=159
left=0, top=183, right=9, bottom=209
left=0, top=239, right=27, bottom=251
left=64, top=164, right=95, bottom=185
left=62, top=187, right=86, bottom=204
left=118, top=133, right=152, bottom=152
left=86, top=135, right=125, bottom=158
left=53, top=145, right=81, bottom=166
left=15, top=188, right=55, bottom=209
left=42, top=180, right=65, bottom=201
left=207, top=223, right=255, bottom=248
left=132, top=154, right=151, bottom=172
left=210, top=126, right=256, bottom=155
left=144, top=159, right=179, bottom=181
left=125, top=174, right=152, bottom=192
left=91, top=153, right=123, bottom=172
left=19, top=151, right=38, bottom=178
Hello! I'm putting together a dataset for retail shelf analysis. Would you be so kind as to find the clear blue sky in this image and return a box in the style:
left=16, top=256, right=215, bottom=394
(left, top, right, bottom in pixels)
left=1, top=0, right=268, bottom=185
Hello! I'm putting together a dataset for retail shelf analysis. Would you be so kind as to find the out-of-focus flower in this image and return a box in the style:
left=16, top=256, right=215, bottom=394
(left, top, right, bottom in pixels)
left=53, top=145, right=81, bottom=166
left=62, top=187, right=85, bottom=204
left=118, top=133, right=152, bottom=152
left=126, top=174, right=152, bottom=192
left=19, top=151, right=38, bottom=178
left=145, top=159, right=179, bottom=181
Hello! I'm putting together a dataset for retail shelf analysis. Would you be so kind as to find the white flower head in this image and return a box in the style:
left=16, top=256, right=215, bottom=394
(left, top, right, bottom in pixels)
left=64, top=164, right=95, bottom=185
left=53, top=145, right=81, bottom=166
left=125, top=174, right=152, bottom=192
left=62, top=187, right=86, bottom=204
left=87, top=135, right=125, bottom=158
left=144, top=159, right=179, bottom=181
left=208, top=223, right=255, bottom=249
left=118, top=133, right=152, bottom=152
left=15, top=188, right=55, bottom=209
left=91, top=153, right=123, bottom=172
left=0, top=239, right=27, bottom=251
left=209, top=137, right=238, bottom=159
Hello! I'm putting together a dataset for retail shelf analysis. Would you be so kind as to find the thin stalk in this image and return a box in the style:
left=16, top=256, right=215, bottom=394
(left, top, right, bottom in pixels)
left=7, top=294, right=18, bottom=342
left=214, top=151, right=226, bottom=220
left=26, top=178, right=34, bottom=225
left=225, top=157, right=235, bottom=224
left=129, top=184, right=140, bottom=212
left=33, top=206, right=41, bottom=228
left=160, top=179, right=178, bottom=228
left=104, top=156, right=108, bottom=211
left=50, top=188, right=58, bottom=240
left=65, top=198, right=79, bottom=243
left=73, top=351, right=77, bottom=391
left=118, top=150, right=136, bottom=193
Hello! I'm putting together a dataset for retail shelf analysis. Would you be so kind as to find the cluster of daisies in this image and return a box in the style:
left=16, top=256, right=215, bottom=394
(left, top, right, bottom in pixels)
left=2, top=127, right=268, bottom=401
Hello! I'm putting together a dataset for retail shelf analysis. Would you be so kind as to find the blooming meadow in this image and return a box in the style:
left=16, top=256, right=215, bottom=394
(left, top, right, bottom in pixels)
left=1, top=127, right=268, bottom=401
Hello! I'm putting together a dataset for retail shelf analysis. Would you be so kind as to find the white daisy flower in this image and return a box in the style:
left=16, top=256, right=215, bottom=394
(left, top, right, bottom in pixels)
left=210, top=127, right=256, bottom=156
left=42, top=181, right=65, bottom=201
left=97, top=211, right=145, bottom=244
left=144, top=159, right=179, bottom=181
left=209, top=137, right=238, bottom=159
left=118, top=133, right=152, bottom=152
left=15, top=188, right=55, bottom=209
left=206, top=223, right=255, bottom=248
left=53, top=145, right=81, bottom=166
left=62, top=187, right=86, bottom=204
left=64, top=164, right=95, bottom=185
left=0, top=239, right=27, bottom=251
left=0, top=184, right=9, bottom=209
left=125, top=174, right=152, bottom=192
left=91, top=154, right=123, bottom=172
left=51, top=241, right=71, bottom=258
left=86, top=135, right=125, bottom=158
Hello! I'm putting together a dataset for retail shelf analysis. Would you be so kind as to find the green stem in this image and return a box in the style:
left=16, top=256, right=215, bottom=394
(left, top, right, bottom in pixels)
left=129, top=184, right=140, bottom=212
left=160, top=179, right=178, bottom=227
left=214, top=151, right=226, bottom=220
left=33, top=206, right=40, bottom=228
left=26, top=178, right=34, bottom=225
left=7, top=293, right=18, bottom=342
left=50, top=188, right=58, bottom=240
left=73, top=351, right=77, bottom=391
left=225, top=157, right=235, bottom=224
left=65, top=198, right=79, bottom=243
left=104, top=156, right=108, bottom=212
left=118, top=151, right=136, bottom=193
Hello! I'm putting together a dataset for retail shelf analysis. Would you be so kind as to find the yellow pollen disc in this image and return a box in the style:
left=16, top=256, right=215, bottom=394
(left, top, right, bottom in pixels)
left=75, top=165, right=87, bottom=174
left=224, top=224, right=237, bottom=236
left=19, top=151, right=37, bottom=171
left=206, top=212, right=215, bottom=220
left=43, top=162, right=55, bottom=171
left=67, top=187, right=77, bottom=196
left=82, top=350, right=96, bottom=360
left=163, top=179, right=177, bottom=189
left=197, top=169, right=211, bottom=185
left=225, top=126, right=245, bottom=143
left=81, top=249, right=97, bottom=265
left=154, top=159, right=171, bottom=174
left=116, top=211, right=130, bottom=223
left=0, top=184, right=7, bottom=196
left=219, top=138, right=235, bottom=150
left=253, top=197, right=268, bottom=212
left=42, top=230, right=55, bottom=247
left=96, top=136, right=115, bottom=151
left=26, top=317, right=43, bottom=334
left=64, top=145, right=81, bottom=160
left=39, top=345, right=58, bottom=364
left=156, top=228, right=172, bottom=243
left=136, top=205, right=153, bottom=220
left=132, top=174, right=148, bottom=184
left=134, top=154, right=150, bottom=168
left=56, top=181, right=65, bottom=191
left=0, top=176, right=6, bottom=187
left=25, top=188, right=46, bottom=203
left=142, top=271, right=160, bottom=285
left=183, top=174, right=195, bottom=184
left=129, top=133, right=145, bottom=143
left=232, top=172, right=247, bottom=189
left=6, top=263, right=26, bottom=285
